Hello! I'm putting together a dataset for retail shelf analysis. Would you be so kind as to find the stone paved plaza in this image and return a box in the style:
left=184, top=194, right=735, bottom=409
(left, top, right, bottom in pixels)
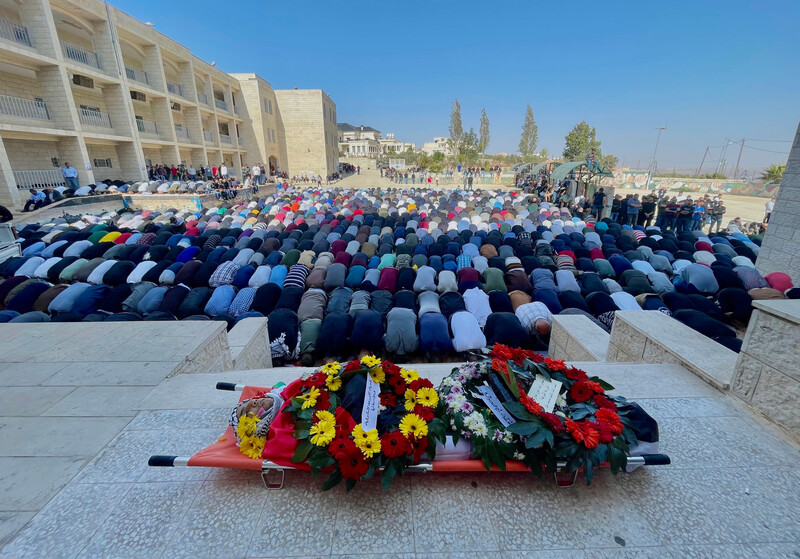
left=0, top=322, right=799, bottom=558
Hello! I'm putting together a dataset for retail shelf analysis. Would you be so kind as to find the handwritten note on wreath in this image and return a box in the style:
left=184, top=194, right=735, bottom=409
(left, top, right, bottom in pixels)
left=527, top=375, right=562, bottom=413
left=476, top=385, right=516, bottom=427
left=361, top=375, right=380, bottom=431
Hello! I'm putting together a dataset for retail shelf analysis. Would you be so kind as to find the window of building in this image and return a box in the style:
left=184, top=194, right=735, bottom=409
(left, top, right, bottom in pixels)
left=171, top=102, right=181, bottom=112
left=80, top=105, right=101, bottom=116
left=130, top=91, right=146, bottom=102
left=269, top=100, right=273, bottom=114
left=93, top=158, right=112, bottom=168
left=51, top=157, right=60, bottom=168
left=72, top=74, right=94, bottom=88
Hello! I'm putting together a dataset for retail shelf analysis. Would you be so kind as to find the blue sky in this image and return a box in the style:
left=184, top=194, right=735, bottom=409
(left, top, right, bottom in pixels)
left=113, top=0, right=799, bottom=174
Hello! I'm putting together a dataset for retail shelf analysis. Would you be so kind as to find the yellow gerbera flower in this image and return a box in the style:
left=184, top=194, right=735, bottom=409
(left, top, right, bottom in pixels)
left=325, top=374, right=342, bottom=391
left=369, top=366, right=385, bottom=384
left=360, top=355, right=381, bottom=368
left=356, top=436, right=381, bottom=459
left=352, top=423, right=379, bottom=443
left=404, top=388, right=417, bottom=411
left=237, top=415, right=258, bottom=440
left=309, top=419, right=336, bottom=447
left=315, top=410, right=335, bottom=424
left=400, top=368, right=419, bottom=383
left=321, top=362, right=341, bottom=375
left=415, top=387, right=439, bottom=408
left=239, top=436, right=265, bottom=459
left=299, top=386, right=320, bottom=409
left=399, top=414, right=428, bottom=439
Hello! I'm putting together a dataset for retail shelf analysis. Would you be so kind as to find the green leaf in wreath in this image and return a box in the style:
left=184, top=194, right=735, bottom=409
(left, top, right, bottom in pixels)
left=525, top=428, right=548, bottom=449
left=291, top=440, right=313, bottom=464
left=590, top=376, right=615, bottom=391
left=583, top=455, right=594, bottom=485
left=381, top=459, right=398, bottom=491
left=503, top=401, right=540, bottom=422
left=294, top=429, right=310, bottom=440
left=345, top=478, right=357, bottom=492
left=321, top=468, right=343, bottom=491
left=506, top=421, right=540, bottom=436
left=307, top=448, right=335, bottom=470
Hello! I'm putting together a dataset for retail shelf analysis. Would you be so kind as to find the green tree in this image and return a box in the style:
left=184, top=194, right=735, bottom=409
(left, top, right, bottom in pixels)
left=449, top=99, right=463, bottom=157
left=479, top=108, right=490, bottom=153
left=759, top=163, right=785, bottom=184
left=461, top=127, right=480, bottom=165
left=540, top=148, right=549, bottom=159
left=563, top=121, right=600, bottom=161
left=518, top=105, right=538, bottom=157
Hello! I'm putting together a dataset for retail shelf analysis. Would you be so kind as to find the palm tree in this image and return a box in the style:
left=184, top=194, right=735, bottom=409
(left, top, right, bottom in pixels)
left=759, top=163, right=785, bottom=184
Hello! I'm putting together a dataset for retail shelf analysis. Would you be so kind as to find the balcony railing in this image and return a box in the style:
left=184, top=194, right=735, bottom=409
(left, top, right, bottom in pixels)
left=197, top=92, right=209, bottom=105
left=234, top=105, right=240, bottom=116
left=125, top=66, right=149, bottom=85
left=136, top=119, right=158, bottom=136
left=167, top=81, right=184, bottom=98
left=219, top=133, right=232, bottom=144
left=0, top=17, right=31, bottom=47
left=203, top=130, right=214, bottom=143
left=61, top=40, right=101, bottom=69
left=14, top=169, right=64, bottom=189
left=0, top=94, right=49, bottom=120
left=214, top=98, right=228, bottom=111
left=174, top=124, right=189, bottom=140
left=78, top=108, right=112, bottom=129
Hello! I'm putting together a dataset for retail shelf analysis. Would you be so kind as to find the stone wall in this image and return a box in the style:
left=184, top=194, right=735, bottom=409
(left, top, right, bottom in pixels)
left=730, top=300, right=800, bottom=441
left=274, top=89, right=337, bottom=177
left=609, top=169, right=778, bottom=198
left=756, top=120, right=800, bottom=283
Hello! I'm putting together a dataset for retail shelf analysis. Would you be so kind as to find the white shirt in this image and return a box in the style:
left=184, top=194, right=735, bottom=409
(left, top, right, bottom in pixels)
left=252, top=166, right=261, bottom=176
left=515, top=302, right=553, bottom=333
left=220, top=165, right=228, bottom=176
left=765, top=200, right=774, bottom=212
left=450, top=311, right=487, bottom=352
left=188, top=167, right=195, bottom=175
left=463, top=287, right=492, bottom=327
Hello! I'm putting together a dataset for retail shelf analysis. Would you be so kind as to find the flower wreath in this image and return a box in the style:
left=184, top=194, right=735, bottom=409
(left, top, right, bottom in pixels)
left=437, top=344, right=638, bottom=483
left=280, top=355, right=446, bottom=491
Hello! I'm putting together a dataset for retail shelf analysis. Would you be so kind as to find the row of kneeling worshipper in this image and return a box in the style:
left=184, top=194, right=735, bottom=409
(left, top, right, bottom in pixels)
left=1, top=186, right=797, bottom=363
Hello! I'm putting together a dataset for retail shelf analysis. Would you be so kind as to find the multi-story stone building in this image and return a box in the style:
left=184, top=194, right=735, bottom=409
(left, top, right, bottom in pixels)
left=0, top=0, right=334, bottom=208
left=275, top=89, right=338, bottom=177
left=421, top=137, right=452, bottom=157
left=337, top=123, right=381, bottom=159
left=379, top=133, right=415, bottom=156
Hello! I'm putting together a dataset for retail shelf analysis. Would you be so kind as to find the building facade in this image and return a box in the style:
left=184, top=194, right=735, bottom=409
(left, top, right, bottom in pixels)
left=275, top=89, right=338, bottom=177
left=0, top=0, right=334, bottom=208
left=337, top=123, right=380, bottom=159
left=379, top=133, right=415, bottom=155
left=421, top=137, right=452, bottom=156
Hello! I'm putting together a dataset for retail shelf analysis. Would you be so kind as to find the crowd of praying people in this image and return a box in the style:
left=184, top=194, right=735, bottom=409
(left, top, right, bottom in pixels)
left=1, top=186, right=796, bottom=366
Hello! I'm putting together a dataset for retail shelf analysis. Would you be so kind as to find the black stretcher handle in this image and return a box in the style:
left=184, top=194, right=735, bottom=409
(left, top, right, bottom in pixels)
left=641, top=454, right=671, bottom=466
left=148, top=455, right=178, bottom=467
left=216, top=382, right=238, bottom=391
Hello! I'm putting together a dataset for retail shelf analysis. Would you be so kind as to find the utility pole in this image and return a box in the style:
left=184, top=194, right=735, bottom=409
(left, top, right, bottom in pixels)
left=645, top=125, right=667, bottom=190
left=733, top=138, right=745, bottom=179
left=696, top=146, right=709, bottom=177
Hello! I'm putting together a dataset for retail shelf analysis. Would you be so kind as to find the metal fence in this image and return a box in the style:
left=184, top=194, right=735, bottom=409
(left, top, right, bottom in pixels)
left=203, top=130, right=214, bottom=142
left=136, top=119, right=158, bottom=136
left=0, top=94, right=49, bottom=120
left=14, top=169, right=64, bottom=189
left=167, top=81, right=184, bottom=98
left=0, top=17, right=31, bottom=47
left=174, top=124, right=189, bottom=140
left=60, top=40, right=101, bottom=69
left=125, top=66, right=149, bottom=85
left=219, top=133, right=232, bottom=144
left=197, top=92, right=209, bottom=105
left=214, top=98, right=228, bottom=111
left=78, top=108, right=112, bottom=128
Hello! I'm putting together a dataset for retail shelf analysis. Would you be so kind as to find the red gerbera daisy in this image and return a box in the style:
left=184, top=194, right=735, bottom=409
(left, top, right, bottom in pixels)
left=544, top=357, right=567, bottom=372
left=565, top=367, right=589, bottom=382
left=343, top=359, right=362, bottom=373
left=328, top=436, right=357, bottom=460
left=594, top=420, right=615, bottom=444
left=338, top=447, right=369, bottom=480
left=380, top=393, right=397, bottom=408
left=519, top=393, right=543, bottom=415
left=381, top=430, right=412, bottom=459
left=412, top=435, right=429, bottom=463
left=593, top=394, right=616, bottom=410
left=413, top=404, right=435, bottom=422
left=315, top=390, right=331, bottom=411
left=409, top=378, right=433, bottom=391
left=595, top=408, right=624, bottom=435
left=393, top=379, right=407, bottom=396
left=305, top=372, right=327, bottom=389
left=539, top=411, right=564, bottom=434
left=569, top=381, right=594, bottom=403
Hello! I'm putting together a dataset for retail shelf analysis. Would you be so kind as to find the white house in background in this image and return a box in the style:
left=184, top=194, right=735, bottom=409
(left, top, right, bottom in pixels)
left=379, top=133, right=415, bottom=155
left=421, top=137, right=453, bottom=156
left=338, top=123, right=381, bottom=158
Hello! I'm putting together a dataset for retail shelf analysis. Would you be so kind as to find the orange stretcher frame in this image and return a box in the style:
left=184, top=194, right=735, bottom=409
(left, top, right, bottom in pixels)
left=148, top=383, right=670, bottom=488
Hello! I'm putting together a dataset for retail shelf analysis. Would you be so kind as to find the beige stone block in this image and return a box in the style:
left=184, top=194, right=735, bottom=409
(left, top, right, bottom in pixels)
left=609, top=318, right=646, bottom=360
left=731, top=352, right=764, bottom=402
left=750, top=366, right=800, bottom=438
left=744, top=311, right=800, bottom=378
left=642, top=340, right=682, bottom=366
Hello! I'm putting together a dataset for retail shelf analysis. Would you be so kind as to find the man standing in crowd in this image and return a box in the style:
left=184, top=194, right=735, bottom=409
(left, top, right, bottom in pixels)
left=710, top=198, right=726, bottom=233
left=220, top=163, right=228, bottom=179
left=62, top=162, right=79, bottom=189
left=252, top=164, right=261, bottom=185
left=592, top=188, right=607, bottom=219
left=764, top=197, right=775, bottom=223
left=677, top=197, right=693, bottom=231
left=626, top=193, right=641, bottom=225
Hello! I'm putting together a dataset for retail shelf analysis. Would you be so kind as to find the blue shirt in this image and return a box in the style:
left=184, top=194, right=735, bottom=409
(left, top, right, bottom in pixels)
left=62, top=166, right=78, bottom=178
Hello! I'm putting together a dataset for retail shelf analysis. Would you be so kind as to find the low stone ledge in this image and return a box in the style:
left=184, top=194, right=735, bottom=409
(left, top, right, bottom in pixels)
left=227, top=317, right=272, bottom=370
left=607, top=311, right=737, bottom=390
left=548, top=315, right=609, bottom=362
